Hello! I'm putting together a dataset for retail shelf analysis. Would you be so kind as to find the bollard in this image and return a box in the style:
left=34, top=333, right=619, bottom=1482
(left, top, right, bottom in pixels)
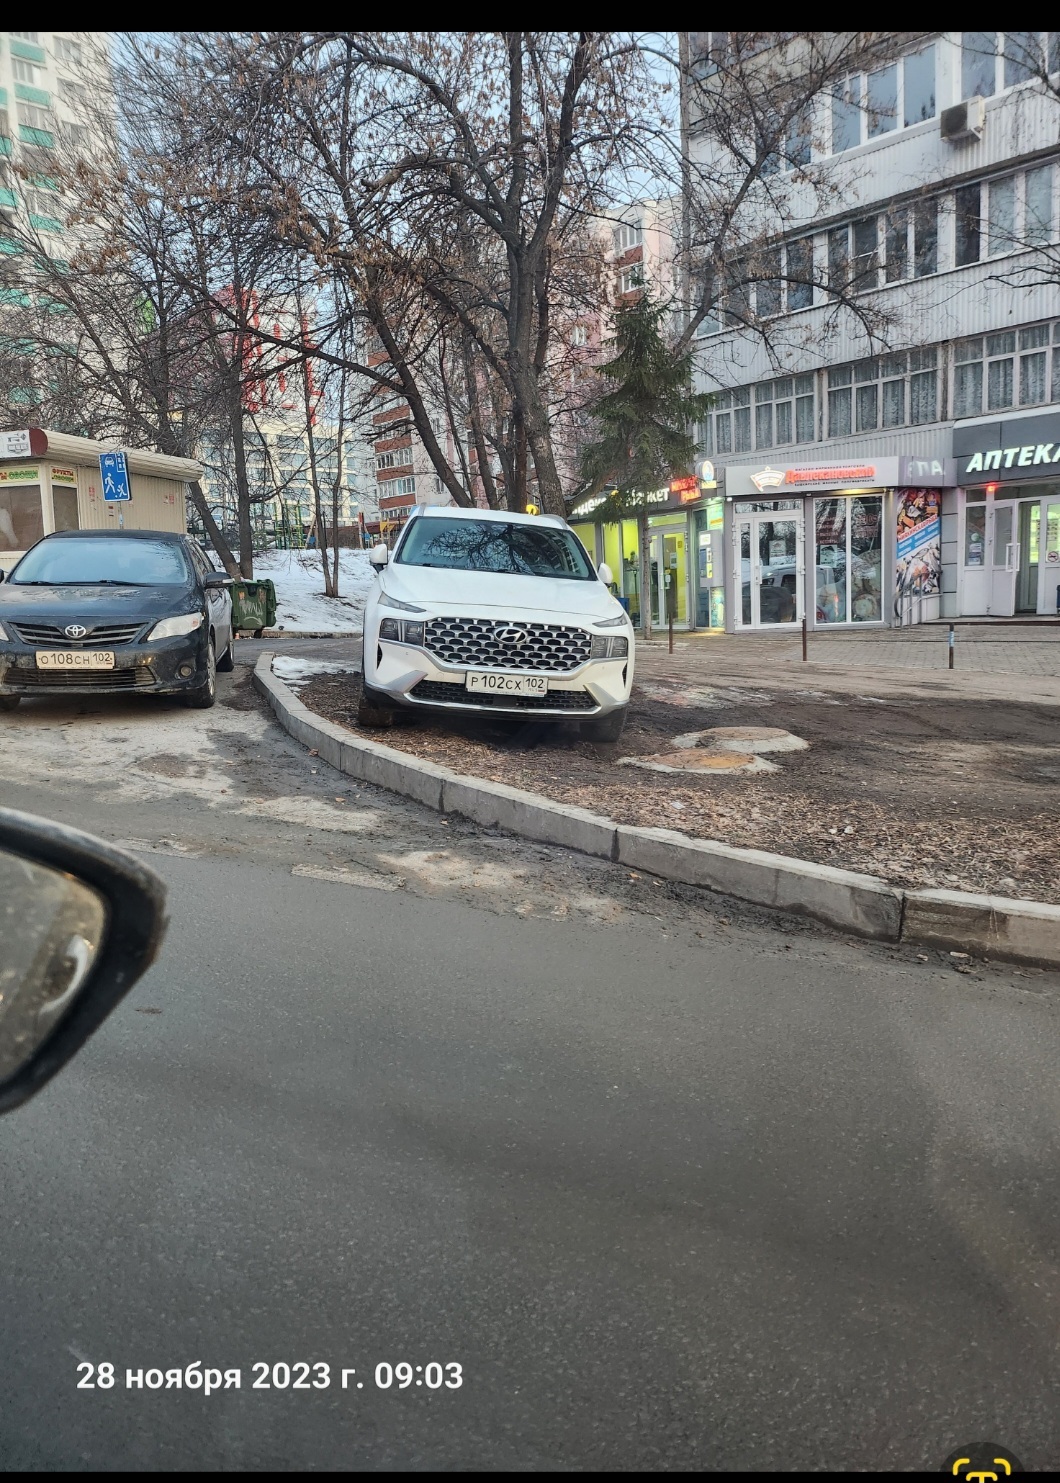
left=948, top=623, right=955, bottom=670
left=802, top=615, right=807, bottom=661
left=668, top=611, right=674, bottom=655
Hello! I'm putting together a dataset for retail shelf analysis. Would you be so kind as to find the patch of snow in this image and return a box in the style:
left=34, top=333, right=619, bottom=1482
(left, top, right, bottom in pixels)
left=246, top=549, right=374, bottom=634
left=271, top=656, right=356, bottom=688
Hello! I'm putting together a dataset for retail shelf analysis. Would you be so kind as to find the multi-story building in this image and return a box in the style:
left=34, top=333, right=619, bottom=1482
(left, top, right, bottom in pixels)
left=0, top=31, right=107, bottom=413
left=681, top=31, right=1060, bottom=633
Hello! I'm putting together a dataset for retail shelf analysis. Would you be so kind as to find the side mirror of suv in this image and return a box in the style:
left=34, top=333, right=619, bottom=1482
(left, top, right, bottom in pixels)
left=598, top=562, right=613, bottom=586
left=203, top=573, right=232, bottom=589
left=369, top=544, right=389, bottom=569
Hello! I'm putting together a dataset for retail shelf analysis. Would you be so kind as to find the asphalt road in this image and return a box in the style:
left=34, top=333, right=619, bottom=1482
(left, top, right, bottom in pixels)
left=1, top=661, right=1059, bottom=1470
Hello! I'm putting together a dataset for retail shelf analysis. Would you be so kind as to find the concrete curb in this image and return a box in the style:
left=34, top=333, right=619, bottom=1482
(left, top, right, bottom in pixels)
left=253, top=655, right=1060, bottom=969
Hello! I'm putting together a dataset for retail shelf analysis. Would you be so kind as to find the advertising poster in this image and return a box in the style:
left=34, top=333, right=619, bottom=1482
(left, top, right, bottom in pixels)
left=895, top=488, right=941, bottom=613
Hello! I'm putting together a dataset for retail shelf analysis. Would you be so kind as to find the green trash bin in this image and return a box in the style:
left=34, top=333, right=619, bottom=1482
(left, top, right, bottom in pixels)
left=230, top=578, right=278, bottom=636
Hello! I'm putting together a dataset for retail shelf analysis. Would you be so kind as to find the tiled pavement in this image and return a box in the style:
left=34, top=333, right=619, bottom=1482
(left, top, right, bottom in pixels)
left=636, top=622, right=1060, bottom=705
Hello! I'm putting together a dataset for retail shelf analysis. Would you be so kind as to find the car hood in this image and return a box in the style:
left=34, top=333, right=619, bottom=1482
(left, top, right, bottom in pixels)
left=379, top=567, right=624, bottom=621
left=0, top=583, right=194, bottom=624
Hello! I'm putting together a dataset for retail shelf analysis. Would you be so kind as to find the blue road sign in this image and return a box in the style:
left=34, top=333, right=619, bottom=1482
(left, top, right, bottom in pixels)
left=100, top=449, right=131, bottom=502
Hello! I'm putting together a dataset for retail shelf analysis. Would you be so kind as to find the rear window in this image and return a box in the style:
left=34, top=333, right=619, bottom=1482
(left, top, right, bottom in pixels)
left=395, top=518, right=595, bottom=580
left=10, top=536, right=190, bottom=586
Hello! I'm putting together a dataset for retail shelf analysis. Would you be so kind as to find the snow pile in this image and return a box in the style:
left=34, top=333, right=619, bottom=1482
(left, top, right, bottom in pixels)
left=249, top=549, right=373, bottom=634
left=271, top=656, right=355, bottom=688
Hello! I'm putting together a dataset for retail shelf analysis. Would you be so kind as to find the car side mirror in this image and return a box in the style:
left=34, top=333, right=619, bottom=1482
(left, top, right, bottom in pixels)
left=598, top=562, right=613, bottom=586
left=203, top=573, right=233, bottom=589
left=0, top=570, right=5, bottom=583
left=369, top=544, right=389, bottom=569
left=0, top=808, right=167, bottom=1115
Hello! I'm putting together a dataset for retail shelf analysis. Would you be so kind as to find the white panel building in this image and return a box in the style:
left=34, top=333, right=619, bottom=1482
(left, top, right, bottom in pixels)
left=685, top=31, right=1060, bottom=632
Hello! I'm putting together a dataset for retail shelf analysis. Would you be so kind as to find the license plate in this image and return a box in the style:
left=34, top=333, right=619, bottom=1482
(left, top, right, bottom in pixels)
left=465, top=672, right=547, bottom=696
left=36, top=650, right=115, bottom=670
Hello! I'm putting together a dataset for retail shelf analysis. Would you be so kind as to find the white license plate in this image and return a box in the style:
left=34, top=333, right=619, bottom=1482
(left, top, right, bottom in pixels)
left=466, top=672, right=547, bottom=696
left=36, top=650, right=115, bottom=670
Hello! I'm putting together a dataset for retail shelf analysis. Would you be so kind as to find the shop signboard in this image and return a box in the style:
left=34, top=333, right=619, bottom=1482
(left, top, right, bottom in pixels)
left=954, top=410, right=1060, bottom=482
left=895, top=488, right=941, bottom=605
left=728, top=455, right=951, bottom=499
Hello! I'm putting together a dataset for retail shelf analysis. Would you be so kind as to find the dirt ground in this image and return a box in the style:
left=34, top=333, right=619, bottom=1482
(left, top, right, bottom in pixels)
left=297, top=669, right=1060, bottom=905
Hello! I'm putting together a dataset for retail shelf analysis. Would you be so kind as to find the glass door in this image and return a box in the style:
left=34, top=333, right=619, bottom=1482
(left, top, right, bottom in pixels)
left=1016, top=500, right=1040, bottom=613
left=735, top=513, right=803, bottom=626
left=988, top=501, right=1018, bottom=617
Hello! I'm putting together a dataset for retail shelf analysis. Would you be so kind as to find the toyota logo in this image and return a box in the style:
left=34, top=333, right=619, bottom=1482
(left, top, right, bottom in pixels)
left=496, top=626, right=527, bottom=646
left=64, top=624, right=89, bottom=639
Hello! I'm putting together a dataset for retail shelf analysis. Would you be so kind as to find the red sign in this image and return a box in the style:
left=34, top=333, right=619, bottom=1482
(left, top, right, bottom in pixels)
left=784, top=465, right=876, bottom=486
left=669, top=475, right=699, bottom=503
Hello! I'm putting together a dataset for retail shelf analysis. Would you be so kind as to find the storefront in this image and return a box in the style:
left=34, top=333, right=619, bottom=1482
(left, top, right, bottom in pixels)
left=721, top=456, right=952, bottom=633
left=0, top=427, right=200, bottom=573
left=569, top=467, right=725, bottom=632
left=953, top=410, right=1060, bottom=617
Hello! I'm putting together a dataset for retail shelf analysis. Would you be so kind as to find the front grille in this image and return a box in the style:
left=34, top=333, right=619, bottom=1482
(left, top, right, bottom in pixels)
left=424, top=616, right=591, bottom=673
left=8, top=667, right=153, bottom=689
left=11, top=621, right=145, bottom=646
left=409, top=679, right=596, bottom=712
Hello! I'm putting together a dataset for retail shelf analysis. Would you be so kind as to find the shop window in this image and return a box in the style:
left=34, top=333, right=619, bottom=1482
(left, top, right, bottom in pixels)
left=812, top=494, right=883, bottom=623
left=964, top=497, right=987, bottom=567
left=51, top=486, right=79, bottom=532
left=0, top=484, right=44, bottom=549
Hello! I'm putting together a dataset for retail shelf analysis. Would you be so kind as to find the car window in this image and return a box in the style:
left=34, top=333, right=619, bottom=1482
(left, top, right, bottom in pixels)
left=10, top=537, right=191, bottom=586
left=395, top=518, right=595, bottom=580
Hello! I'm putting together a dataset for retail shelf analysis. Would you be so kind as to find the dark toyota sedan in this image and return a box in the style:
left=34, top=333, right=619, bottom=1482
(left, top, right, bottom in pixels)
left=0, top=530, right=234, bottom=710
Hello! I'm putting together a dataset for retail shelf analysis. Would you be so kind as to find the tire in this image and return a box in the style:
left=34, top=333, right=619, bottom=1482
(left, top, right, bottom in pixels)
left=184, top=639, right=217, bottom=709
left=0, top=694, right=20, bottom=712
left=580, top=705, right=628, bottom=743
left=357, top=682, right=397, bottom=728
left=217, top=632, right=235, bottom=672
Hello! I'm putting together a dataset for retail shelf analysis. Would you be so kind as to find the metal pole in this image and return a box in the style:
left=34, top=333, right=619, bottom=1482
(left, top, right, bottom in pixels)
left=802, top=615, right=807, bottom=661
left=948, top=623, right=955, bottom=669
left=669, top=610, right=674, bottom=654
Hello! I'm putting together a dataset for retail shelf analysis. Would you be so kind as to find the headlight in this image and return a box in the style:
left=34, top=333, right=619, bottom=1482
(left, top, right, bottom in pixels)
left=590, top=633, right=629, bottom=659
left=593, top=614, right=629, bottom=628
left=379, top=617, right=426, bottom=645
left=380, top=595, right=426, bottom=613
left=0, top=621, right=9, bottom=641
left=146, top=612, right=204, bottom=642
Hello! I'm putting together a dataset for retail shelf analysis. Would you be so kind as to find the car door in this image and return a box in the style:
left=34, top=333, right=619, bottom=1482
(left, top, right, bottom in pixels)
left=190, top=543, right=232, bottom=655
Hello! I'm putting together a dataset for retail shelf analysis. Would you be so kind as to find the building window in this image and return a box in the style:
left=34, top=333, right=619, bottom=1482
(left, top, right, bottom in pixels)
left=827, top=350, right=937, bottom=436
left=394, top=476, right=416, bottom=496
left=55, top=37, right=84, bottom=66
left=852, top=217, right=879, bottom=290
left=909, top=346, right=938, bottom=423
left=953, top=338, right=984, bottom=418
left=9, top=33, right=40, bottom=43
left=827, top=226, right=849, bottom=293
left=988, top=176, right=1017, bottom=255
left=785, top=237, right=814, bottom=309
left=962, top=32, right=998, bottom=97
left=1003, top=32, right=1041, bottom=87
left=1026, top=164, right=1054, bottom=242
left=700, top=374, right=813, bottom=453
left=785, top=112, right=812, bottom=169
left=866, top=63, right=898, bottom=137
left=616, top=266, right=643, bottom=295
left=16, top=103, right=55, bottom=135
left=12, top=60, right=41, bottom=85
left=613, top=222, right=642, bottom=253
left=913, top=200, right=938, bottom=276
left=827, top=366, right=852, bottom=437
left=569, top=323, right=588, bottom=347
left=830, top=46, right=936, bottom=153
left=884, top=208, right=908, bottom=281
left=753, top=247, right=782, bottom=317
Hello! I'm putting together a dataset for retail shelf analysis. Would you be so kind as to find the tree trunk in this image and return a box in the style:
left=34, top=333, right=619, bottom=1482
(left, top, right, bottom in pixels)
left=187, top=480, right=240, bottom=577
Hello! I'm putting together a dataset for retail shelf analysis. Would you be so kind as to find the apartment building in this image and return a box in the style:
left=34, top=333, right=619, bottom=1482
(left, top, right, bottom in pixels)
left=0, top=31, right=104, bottom=410
left=684, top=31, right=1060, bottom=632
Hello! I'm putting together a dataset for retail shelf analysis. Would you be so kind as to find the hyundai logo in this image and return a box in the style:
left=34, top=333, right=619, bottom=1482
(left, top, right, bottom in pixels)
left=496, top=626, right=527, bottom=646
left=64, top=624, right=89, bottom=639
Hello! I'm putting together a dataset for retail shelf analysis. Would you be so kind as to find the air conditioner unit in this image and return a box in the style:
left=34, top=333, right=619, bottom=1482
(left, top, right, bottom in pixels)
left=941, top=97, right=985, bottom=143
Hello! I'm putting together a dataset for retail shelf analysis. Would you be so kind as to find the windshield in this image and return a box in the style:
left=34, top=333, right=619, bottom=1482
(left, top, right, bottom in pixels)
left=10, top=537, right=191, bottom=586
left=395, top=518, right=595, bottom=580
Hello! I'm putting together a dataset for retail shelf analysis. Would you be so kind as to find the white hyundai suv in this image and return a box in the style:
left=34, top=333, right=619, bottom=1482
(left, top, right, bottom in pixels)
left=360, top=506, right=634, bottom=741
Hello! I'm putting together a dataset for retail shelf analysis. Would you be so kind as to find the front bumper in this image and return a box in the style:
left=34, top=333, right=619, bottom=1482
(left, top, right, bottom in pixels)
left=0, top=632, right=210, bottom=697
left=366, top=630, right=634, bottom=719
